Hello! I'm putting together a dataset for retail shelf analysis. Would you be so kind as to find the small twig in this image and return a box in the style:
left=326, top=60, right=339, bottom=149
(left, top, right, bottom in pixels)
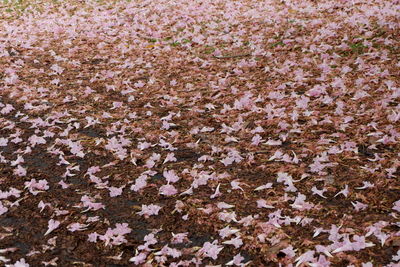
left=253, top=150, right=270, bottom=155
left=137, top=34, right=158, bottom=41
left=131, top=76, right=149, bottom=81
left=213, top=53, right=251, bottom=59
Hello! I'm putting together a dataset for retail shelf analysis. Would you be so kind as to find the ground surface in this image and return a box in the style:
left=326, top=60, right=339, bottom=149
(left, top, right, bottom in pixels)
left=0, top=0, right=400, bottom=266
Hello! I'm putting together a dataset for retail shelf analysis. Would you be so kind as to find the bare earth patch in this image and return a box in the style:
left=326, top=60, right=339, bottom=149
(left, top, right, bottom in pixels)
left=0, top=0, right=400, bottom=266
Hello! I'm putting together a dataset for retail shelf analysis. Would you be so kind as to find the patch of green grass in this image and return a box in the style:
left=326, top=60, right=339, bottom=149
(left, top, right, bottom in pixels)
left=270, top=40, right=284, bottom=48
left=170, top=41, right=181, bottom=47
left=349, top=42, right=367, bottom=55
left=1, top=0, right=40, bottom=15
left=338, top=40, right=368, bottom=57
left=350, top=42, right=367, bottom=51
left=203, top=46, right=215, bottom=54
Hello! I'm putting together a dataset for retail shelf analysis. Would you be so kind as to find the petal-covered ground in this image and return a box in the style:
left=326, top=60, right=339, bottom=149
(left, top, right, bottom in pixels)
left=0, top=0, right=400, bottom=266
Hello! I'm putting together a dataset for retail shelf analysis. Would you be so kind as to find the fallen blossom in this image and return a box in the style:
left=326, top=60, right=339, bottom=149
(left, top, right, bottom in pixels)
left=6, top=258, right=29, bottom=267
left=0, top=201, right=8, bottom=216
left=24, top=179, right=49, bottom=195
left=256, top=199, right=274, bottom=209
left=108, top=186, right=124, bottom=197
left=254, top=183, right=273, bottom=191
left=171, top=232, right=188, bottom=244
left=159, top=184, right=178, bottom=196
left=163, top=170, right=180, bottom=183
left=67, top=223, right=89, bottom=232
left=223, top=236, right=243, bottom=248
left=137, top=204, right=162, bottom=218
left=44, top=219, right=60, bottom=236
left=198, top=240, right=223, bottom=260
left=129, top=252, right=148, bottom=265
left=226, top=253, right=248, bottom=266
left=219, top=226, right=240, bottom=239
